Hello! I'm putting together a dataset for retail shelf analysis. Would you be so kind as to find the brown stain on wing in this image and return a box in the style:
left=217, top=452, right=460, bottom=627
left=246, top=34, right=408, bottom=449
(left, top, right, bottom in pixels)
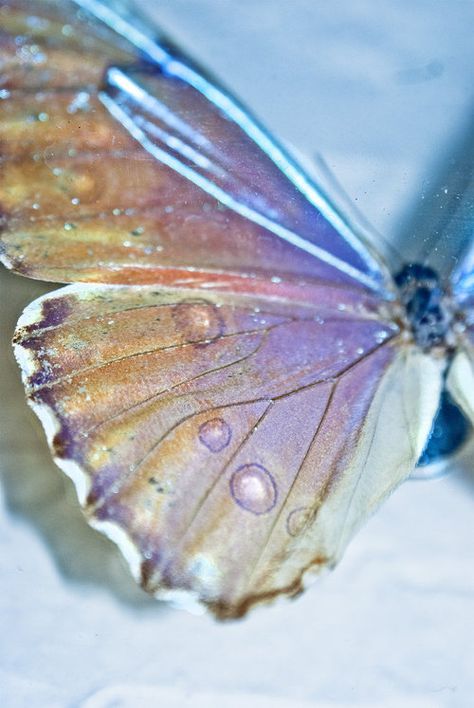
left=207, top=554, right=331, bottom=621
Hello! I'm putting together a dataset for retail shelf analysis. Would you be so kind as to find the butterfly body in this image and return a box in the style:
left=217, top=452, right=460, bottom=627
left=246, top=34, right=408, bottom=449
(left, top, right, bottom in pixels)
left=395, top=263, right=459, bottom=351
left=1, top=0, right=473, bottom=618
left=391, top=263, right=472, bottom=466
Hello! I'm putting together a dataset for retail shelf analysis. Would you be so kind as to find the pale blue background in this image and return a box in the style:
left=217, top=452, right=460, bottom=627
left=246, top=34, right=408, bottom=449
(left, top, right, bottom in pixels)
left=0, top=1, right=473, bottom=706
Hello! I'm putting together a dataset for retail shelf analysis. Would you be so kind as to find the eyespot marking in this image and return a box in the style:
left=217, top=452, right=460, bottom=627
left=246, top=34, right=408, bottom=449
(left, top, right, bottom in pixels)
left=230, top=463, right=277, bottom=515
left=286, top=506, right=314, bottom=537
left=198, top=418, right=232, bottom=453
left=172, top=299, right=224, bottom=345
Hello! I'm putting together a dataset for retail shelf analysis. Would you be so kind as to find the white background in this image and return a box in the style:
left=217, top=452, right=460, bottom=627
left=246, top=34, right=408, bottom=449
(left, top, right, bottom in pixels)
left=1, top=1, right=473, bottom=706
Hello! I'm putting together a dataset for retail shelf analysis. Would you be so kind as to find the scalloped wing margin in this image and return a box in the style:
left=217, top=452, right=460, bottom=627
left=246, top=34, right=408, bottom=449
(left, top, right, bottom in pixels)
left=13, top=283, right=441, bottom=618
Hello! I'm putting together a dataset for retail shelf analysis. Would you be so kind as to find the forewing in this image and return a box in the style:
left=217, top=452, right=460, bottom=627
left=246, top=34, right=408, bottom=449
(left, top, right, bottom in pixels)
left=453, top=246, right=474, bottom=299
left=0, top=0, right=388, bottom=292
left=14, top=282, right=441, bottom=617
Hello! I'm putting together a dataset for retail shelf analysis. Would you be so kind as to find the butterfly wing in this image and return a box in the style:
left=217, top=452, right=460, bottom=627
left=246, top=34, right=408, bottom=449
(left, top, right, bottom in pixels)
left=0, top=0, right=390, bottom=292
left=447, top=290, right=474, bottom=424
left=453, top=246, right=474, bottom=302
left=3, top=0, right=443, bottom=617
left=14, top=282, right=442, bottom=617
left=446, top=223, right=474, bottom=423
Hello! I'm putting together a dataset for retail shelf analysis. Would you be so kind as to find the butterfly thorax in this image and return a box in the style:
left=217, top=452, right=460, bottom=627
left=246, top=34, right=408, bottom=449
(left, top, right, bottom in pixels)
left=394, top=263, right=456, bottom=351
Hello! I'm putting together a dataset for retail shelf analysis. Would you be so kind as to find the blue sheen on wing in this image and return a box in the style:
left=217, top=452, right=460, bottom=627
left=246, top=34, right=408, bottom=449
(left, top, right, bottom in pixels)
left=453, top=244, right=474, bottom=297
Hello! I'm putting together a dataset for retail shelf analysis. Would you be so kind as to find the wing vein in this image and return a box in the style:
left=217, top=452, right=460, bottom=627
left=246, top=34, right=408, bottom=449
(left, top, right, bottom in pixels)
left=242, top=381, right=338, bottom=589
left=88, top=333, right=275, bottom=507
left=160, top=399, right=276, bottom=553
left=28, top=321, right=291, bottom=393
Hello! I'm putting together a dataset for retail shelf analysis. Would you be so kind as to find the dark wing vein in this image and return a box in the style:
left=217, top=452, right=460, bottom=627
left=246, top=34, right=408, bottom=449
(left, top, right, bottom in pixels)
left=242, top=381, right=338, bottom=589
left=28, top=321, right=290, bottom=393
left=83, top=332, right=270, bottom=436
left=163, top=400, right=276, bottom=550
left=81, top=324, right=397, bottom=442
left=331, top=372, right=387, bottom=560
left=86, top=333, right=274, bottom=505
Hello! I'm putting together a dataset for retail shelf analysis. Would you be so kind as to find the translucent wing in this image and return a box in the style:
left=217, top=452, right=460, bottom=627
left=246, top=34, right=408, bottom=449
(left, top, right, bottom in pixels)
left=448, top=121, right=474, bottom=297
left=395, top=112, right=474, bottom=289
left=0, top=0, right=390, bottom=293
left=453, top=247, right=474, bottom=299
left=14, top=281, right=441, bottom=617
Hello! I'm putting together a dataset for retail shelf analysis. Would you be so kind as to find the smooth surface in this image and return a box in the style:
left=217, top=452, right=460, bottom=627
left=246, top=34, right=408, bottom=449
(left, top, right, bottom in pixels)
left=1, top=0, right=474, bottom=706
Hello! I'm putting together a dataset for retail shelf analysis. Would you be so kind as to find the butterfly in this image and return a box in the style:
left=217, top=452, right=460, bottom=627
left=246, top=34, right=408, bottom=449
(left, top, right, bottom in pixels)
left=1, top=0, right=473, bottom=619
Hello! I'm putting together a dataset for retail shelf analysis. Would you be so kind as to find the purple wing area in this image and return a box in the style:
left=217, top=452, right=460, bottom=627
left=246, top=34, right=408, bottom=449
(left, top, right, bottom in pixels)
left=13, top=282, right=408, bottom=616
left=0, top=0, right=391, bottom=293
left=102, top=62, right=387, bottom=290
left=94, top=0, right=390, bottom=292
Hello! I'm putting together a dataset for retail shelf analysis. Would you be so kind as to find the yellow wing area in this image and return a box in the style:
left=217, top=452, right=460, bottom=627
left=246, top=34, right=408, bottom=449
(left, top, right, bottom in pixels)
left=447, top=349, right=474, bottom=424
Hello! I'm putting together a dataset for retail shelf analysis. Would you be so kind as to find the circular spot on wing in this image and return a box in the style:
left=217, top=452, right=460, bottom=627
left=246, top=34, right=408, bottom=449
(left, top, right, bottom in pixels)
left=59, top=169, right=101, bottom=204
left=286, top=506, right=314, bottom=537
left=172, top=299, right=224, bottom=345
left=198, top=418, right=232, bottom=453
left=230, top=464, right=277, bottom=515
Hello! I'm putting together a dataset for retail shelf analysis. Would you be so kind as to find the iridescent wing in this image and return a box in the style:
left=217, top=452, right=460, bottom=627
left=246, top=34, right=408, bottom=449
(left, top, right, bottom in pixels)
left=14, top=282, right=442, bottom=617
left=453, top=248, right=474, bottom=301
left=0, top=0, right=391, bottom=293
left=2, top=0, right=443, bottom=617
